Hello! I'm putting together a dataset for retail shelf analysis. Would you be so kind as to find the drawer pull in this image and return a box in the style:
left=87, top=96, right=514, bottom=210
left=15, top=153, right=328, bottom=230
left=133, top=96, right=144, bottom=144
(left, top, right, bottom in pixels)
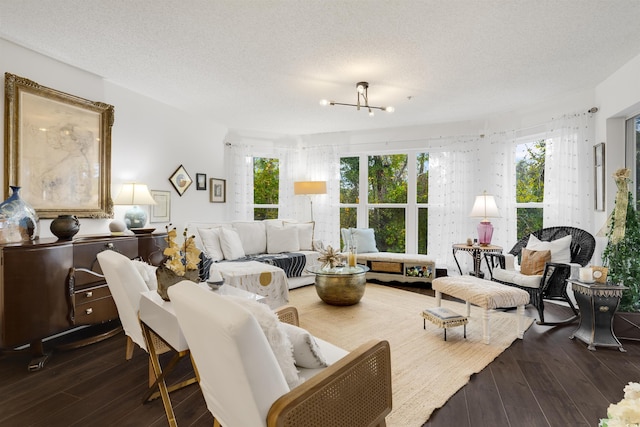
left=85, top=308, right=93, bottom=315
left=85, top=291, right=93, bottom=298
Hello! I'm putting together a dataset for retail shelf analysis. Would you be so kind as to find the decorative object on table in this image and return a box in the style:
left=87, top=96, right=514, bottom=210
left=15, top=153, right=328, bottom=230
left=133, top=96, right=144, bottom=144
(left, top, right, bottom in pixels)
left=4, top=73, right=114, bottom=219
left=469, top=191, right=501, bottom=246
left=206, top=268, right=224, bottom=290
left=599, top=382, right=640, bottom=427
left=317, top=245, right=343, bottom=270
left=293, top=180, right=327, bottom=221
left=109, top=219, right=127, bottom=236
left=149, top=190, right=171, bottom=223
left=591, top=266, right=609, bottom=284
left=594, top=143, right=605, bottom=211
left=196, top=173, right=207, bottom=190
left=578, top=267, right=595, bottom=283
left=113, top=183, right=157, bottom=229
left=319, top=81, right=395, bottom=115
left=209, top=178, right=226, bottom=203
left=0, top=185, right=39, bottom=243
left=346, top=234, right=357, bottom=268
left=49, top=215, right=80, bottom=240
left=156, top=225, right=201, bottom=300
left=169, top=165, right=192, bottom=196
left=602, top=168, right=640, bottom=314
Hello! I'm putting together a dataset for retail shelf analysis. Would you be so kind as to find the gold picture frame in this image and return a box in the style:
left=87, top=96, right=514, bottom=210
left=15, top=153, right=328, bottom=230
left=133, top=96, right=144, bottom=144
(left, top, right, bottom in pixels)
left=592, top=266, right=608, bottom=284
left=4, top=73, right=114, bottom=218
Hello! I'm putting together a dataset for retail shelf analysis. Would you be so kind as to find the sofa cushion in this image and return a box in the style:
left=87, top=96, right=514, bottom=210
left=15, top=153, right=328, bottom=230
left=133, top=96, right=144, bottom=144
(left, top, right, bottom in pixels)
left=284, top=221, right=314, bottom=251
left=232, top=221, right=267, bottom=255
left=351, top=228, right=379, bottom=253
left=526, top=234, right=572, bottom=264
left=520, top=248, right=551, bottom=275
left=198, top=227, right=225, bottom=261
left=267, top=224, right=300, bottom=254
left=219, top=227, right=246, bottom=260
left=281, top=322, right=328, bottom=369
left=492, top=268, right=543, bottom=289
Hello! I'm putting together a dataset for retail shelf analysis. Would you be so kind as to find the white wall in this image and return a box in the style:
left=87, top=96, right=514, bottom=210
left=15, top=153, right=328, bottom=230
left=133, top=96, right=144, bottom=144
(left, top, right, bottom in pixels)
left=0, top=39, right=230, bottom=239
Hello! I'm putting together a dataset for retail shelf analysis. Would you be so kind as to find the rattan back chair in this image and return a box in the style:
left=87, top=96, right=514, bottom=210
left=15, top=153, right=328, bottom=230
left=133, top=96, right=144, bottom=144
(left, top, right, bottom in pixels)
left=169, top=280, right=392, bottom=427
left=485, top=226, right=596, bottom=325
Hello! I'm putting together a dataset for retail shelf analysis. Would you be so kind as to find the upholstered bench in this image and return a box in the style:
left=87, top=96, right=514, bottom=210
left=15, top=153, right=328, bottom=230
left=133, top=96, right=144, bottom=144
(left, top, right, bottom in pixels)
left=422, top=306, right=468, bottom=341
left=432, top=276, right=530, bottom=344
left=356, top=252, right=436, bottom=284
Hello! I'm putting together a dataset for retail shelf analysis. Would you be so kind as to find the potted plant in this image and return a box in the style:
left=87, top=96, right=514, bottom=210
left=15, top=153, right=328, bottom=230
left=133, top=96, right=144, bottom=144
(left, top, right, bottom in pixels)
left=602, top=168, right=640, bottom=340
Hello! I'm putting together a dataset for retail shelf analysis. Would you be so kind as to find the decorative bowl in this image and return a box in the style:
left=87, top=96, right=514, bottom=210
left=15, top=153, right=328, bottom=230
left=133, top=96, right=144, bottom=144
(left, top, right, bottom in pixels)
left=207, top=279, right=224, bottom=290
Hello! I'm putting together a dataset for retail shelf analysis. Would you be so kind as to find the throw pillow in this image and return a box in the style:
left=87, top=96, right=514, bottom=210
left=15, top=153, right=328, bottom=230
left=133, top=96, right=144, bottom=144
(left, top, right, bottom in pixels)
left=340, top=228, right=351, bottom=252
left=198, top=227, right=225, bottom=261
left=350, top=228, right=379, bottom=253
left=219, top=227, right=246, bottom=260
left=131, top=259, right=158, bottom=290
left=267, top=224, right=300, bottom=254
left=232, top=221, right=267, bottom=255
left=280, top=322, right=328, bottom=369
left=198, top=252, right=214, bottom=282
left=222, top=295, right=300, bottom=388
left=520, top=248, right=551, bottom=275
left=526, top=234, right=572, bottom=264
left=284, top=221, right=314, bottom=251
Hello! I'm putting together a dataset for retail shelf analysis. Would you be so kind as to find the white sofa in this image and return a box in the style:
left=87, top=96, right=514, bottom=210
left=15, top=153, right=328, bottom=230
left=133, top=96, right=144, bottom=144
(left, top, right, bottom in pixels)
left=187, top=220, right=321, bottom=308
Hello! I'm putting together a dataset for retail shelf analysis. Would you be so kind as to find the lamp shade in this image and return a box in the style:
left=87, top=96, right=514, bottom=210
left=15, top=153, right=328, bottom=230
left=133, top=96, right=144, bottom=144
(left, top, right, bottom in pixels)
left=113, top=183, right=157, bottom=229
left=294, top=181, right=327, bottom=195
left=469, top=192, right=500, bottom=221
left=113, top=183, right=157, bottom=206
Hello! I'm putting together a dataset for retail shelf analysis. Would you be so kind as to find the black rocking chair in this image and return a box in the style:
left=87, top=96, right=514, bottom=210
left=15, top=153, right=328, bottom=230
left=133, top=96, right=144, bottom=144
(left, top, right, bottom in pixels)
left=485, top=226, right=596, bottom=325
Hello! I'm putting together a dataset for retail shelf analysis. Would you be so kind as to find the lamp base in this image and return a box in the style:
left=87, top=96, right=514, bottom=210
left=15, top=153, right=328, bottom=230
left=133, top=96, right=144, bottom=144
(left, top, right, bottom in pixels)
left=477, top=221, right=494, bottom=246
left=124, top=206, right=147, bottom=229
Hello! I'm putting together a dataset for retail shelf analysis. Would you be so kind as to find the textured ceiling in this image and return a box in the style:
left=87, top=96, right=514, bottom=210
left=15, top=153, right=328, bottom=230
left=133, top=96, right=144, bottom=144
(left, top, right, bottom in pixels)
left=1, top=1, right=640, bottom=135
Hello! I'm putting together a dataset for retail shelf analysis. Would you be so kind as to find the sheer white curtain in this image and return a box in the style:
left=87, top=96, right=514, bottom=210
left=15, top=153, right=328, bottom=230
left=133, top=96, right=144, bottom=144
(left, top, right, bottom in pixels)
left=428, top=136, right=484, bottom=273
left=225, top=142, right=254, bottom=220
left=543, top=112, right=594, bottom=230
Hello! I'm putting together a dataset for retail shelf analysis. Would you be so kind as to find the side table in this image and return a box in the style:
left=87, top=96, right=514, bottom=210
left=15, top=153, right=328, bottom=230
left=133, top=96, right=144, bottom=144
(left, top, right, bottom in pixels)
left=452, top=244, right=502, bottom=278
left=568, top=279, right=626, bottom=352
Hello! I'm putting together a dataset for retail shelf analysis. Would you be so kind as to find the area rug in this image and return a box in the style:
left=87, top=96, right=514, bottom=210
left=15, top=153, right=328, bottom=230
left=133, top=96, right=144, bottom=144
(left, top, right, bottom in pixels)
left=288, top=283, right=535, bottom=427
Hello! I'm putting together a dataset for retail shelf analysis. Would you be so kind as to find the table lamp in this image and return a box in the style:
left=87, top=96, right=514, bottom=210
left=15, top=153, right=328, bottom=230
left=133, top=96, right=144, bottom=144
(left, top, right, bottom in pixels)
left=294, top=181, right=327, bottom=221
left=469, top=191, right=500, bottom=246
left=113, top=183, right=157, bottom=229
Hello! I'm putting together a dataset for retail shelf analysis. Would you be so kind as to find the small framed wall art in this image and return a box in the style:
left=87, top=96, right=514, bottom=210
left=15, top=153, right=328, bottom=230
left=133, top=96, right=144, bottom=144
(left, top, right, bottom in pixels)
left=210, top=178, right=226, bottom=203
left=150, top=190, right=171, bottom=223
left=169, top=164, right=192, bottom=196
left=196, top=173, right=207, bottom=190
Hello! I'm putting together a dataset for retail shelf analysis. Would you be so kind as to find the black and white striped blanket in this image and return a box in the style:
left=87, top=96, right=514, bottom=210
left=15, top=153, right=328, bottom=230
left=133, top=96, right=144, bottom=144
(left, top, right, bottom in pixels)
left=231, top=252, right=307, bottom=278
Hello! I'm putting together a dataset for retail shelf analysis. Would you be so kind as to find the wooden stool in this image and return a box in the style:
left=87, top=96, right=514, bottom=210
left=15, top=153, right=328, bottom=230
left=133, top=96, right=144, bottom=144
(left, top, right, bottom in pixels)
left=422, top=307, right=468, bottom=341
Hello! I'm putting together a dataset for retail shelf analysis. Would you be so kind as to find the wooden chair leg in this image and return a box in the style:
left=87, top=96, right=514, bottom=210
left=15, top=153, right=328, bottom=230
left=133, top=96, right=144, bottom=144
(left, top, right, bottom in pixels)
left=125, top=336, right=135, bottom=360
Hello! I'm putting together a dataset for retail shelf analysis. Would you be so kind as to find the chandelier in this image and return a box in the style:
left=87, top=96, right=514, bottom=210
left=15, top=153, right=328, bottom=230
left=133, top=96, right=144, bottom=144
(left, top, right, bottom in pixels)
left=320, top=82, right=394, bottom=116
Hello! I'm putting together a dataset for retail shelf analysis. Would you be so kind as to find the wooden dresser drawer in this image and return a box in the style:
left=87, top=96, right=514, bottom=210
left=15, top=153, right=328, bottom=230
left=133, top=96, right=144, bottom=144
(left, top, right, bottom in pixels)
left=74, top=285, right=111, bottom=304
left=73, top=295, right=118, bottom=325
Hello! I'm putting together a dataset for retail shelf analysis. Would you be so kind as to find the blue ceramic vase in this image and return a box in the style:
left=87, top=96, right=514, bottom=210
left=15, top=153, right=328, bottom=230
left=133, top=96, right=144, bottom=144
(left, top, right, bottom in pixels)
left=0, top=186, right=39, bottom=243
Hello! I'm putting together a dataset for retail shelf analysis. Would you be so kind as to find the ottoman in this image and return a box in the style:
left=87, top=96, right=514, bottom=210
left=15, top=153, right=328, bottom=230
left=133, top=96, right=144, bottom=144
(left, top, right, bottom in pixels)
left=432, top=276, right=530, bottom=344
left=422, top=306, right=468, bottom=341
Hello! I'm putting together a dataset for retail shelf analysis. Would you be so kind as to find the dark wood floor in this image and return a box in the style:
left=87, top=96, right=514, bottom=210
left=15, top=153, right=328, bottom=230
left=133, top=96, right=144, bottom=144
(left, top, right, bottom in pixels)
left=1, top=285, right=639, bottom=427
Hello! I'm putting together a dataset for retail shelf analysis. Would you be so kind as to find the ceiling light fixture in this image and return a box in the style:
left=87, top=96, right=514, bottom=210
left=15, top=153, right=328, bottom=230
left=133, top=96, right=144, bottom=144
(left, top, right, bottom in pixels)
left=320, top=82, right=394, bottom=116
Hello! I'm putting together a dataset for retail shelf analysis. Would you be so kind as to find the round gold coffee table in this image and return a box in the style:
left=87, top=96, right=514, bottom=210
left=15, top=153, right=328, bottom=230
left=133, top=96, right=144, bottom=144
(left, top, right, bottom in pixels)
left=307, top=265, right=369, bottom=306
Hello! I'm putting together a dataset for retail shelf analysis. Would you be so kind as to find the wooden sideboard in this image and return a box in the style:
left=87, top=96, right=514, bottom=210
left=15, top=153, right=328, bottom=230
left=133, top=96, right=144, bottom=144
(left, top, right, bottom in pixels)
left=0, top=233, right=167, bottom=370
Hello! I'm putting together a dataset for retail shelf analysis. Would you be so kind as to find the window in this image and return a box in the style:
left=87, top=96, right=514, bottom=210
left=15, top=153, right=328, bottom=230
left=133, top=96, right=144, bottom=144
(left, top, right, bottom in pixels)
left=627, top=114, right=640, bottom=210
left=417, top=153, right=429, bottom=254
left=253, top=157, right=279, bottom=220
left=339, top=152, right=428, bottom=253
left=340, top=157, right=359, bottom=248
left=515, top=140, right=545, bottom=238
